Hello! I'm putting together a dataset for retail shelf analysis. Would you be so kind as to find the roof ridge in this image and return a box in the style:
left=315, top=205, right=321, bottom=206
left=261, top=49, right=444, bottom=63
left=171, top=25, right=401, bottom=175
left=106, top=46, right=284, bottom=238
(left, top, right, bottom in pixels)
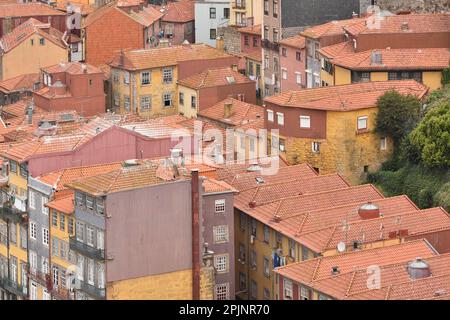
left=345, top=270, right=358, bottom=297
left=294, top=211, right=310, bottom=236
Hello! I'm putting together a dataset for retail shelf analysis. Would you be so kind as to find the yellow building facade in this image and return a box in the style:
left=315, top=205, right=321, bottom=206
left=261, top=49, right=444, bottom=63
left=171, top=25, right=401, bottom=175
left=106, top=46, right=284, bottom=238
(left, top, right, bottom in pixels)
left=177, top=85, right=198, bottom=118
left=230, top=0, right=263, bottom=27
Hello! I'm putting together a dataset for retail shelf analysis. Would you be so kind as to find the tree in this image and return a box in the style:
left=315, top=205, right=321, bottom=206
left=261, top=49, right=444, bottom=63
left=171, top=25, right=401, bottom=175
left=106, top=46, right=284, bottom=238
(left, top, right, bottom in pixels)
left=408, top=99, right=450, bottom=168
left=375, top=90, right=421, bottom=146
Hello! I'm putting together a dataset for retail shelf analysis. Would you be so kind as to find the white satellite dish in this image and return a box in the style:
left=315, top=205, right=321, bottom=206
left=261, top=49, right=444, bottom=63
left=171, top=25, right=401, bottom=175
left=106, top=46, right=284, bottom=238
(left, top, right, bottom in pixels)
left=337, top=241, right=346, bottom=253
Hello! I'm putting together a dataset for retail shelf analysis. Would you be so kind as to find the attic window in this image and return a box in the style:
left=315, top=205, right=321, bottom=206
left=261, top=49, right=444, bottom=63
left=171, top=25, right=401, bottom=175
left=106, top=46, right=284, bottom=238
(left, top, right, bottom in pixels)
left=226, top=76, right=236, bottom=84
left=255, top=177, right=265, bottom=184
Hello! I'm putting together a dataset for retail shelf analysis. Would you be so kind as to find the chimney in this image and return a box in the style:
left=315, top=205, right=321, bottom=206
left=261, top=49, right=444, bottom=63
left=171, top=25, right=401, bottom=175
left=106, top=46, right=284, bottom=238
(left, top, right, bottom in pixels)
left=352, top=11, right=358, bottom=19
left=119, top=49, right=125, bottom=67
left=216, top=36, right=224, bottom=51
left=370, top=51, right=382, bottom=65
left=401, top=21, right=409, bottom=31
left=224, top=101, right=233, bottom=118
left=191, top=169, right=201, bottom=300
left=27, top=101, right=34, bottom=125
left=358, top=202, right=380, bottom=220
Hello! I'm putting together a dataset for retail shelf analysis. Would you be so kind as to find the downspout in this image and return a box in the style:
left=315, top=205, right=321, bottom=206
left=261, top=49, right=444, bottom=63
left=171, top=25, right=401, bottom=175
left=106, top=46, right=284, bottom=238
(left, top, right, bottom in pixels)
left=191, top=169, right=200, bottom=300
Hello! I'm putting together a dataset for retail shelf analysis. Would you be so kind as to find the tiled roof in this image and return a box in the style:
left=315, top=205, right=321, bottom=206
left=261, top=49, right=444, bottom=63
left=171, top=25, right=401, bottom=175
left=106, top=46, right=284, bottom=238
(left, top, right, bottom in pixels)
left=1, top=99, right=45, bottom=118
left=344, top=13, right=450, bottom=36
left=109, top=43, right=234, bottom=70
left=129, top=5, right=164, bottom=27
left=279, top=35, right=306, bottom=49
left=0, top=73, right=39, bottom=93
left=318, top=41, right=354, bottom=59
left=178, top=67, right=253, bottom=89
left=274, top=239, right=438, bottom=299
left=238, top=24, right=261, bottom=36
left=243, top=49, right=262, bottom=62
left=331, top=48, right=450, bottom=71
left=301, top=17, right=367, bottom=39
left=46, top=194, right=74, bottom=214
left=203, top=178, right=237, bottom=194
left=54, top=1, right=95, bottom=15
left=42, top=61, right=103, bottom=75
left=0, top=18, right=67, bottom=53
left=82, top=1, right=120, bottom=28
left=0, top=3, right=66, bottom=18
left=198, top=98, right=263, bottom=127
left=158, top=0, right=194, bottom=23
left=264, top=80, right=428, bottom=111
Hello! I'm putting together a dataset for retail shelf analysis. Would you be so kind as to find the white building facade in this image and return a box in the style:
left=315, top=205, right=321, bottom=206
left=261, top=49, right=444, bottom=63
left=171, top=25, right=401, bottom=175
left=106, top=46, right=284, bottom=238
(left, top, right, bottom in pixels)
left=195, top=0, right=230, bottom=47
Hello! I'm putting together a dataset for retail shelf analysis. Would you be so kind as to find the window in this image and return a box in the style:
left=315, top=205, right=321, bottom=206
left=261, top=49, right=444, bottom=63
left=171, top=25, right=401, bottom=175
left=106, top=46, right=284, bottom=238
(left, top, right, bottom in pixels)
left=98, top=263, right=105, bottom=289
left=263, top=225, right=270, bottom=243
left=357, top=116, right=368, bottom=130
left=215, top=199, right=225, bottom=213
left=60, top=270, right=66, bottom=288
left=380, top=137, right=387, bottom=150
left=179, top=92, right=184, bottom=105
left=312, top=142, right=320, bottom=153
left=296, top=51, right=301, bottom=61
left=249, top=138, right=255, bottom=152
left=264, top=55, right=269, bottom=69
left=77, top=255, right=84, bottom=281
left=209, top=7, right=216, bottom=19
left=76, top=192, right=84, bottom=206
left=210, top=28, right=217, bottom=40
left=300, top=115, right=310, bottom=128
left=281, top=68, right=287, bottom=80
left=250, top=250, right=257, bottom=269
left=244, top=35, right=249, bottom=46
left=123, top=95, right=130, bottom=111
left=239, top=273, right=246, bottom=291
left=163, top=93, right=172, bottom=107
left=263, top=257, right=270, bottom=277
left=264, top=288, right=270, bottom=300
left=123, top=71, right=130, bottom=85
left=87, top=226, right=94, bottom=247
left=29, top=251, right=37, bottom=272
left=52, top=211, right=58, bottom=227
left=141, top=71, right=151, bottom=85
left=214, top=254, right=228, bottom=273
left=42, top=228, right=49, bottom=246
left=213, top=225, right=229, bottom=243
left=87, top=258, right=94, bottom=285
left=9, top=222, right=16, bottom=244
left=163, top=68, right=173, bottom=84
left=288, top=239, right=295, bottom=258
left=251, top=280, right=258, bottom=299
left=253, top=36, right=258, bottom=47
left=85, top=195, right=94, bottom=210
left=300, top=286, right=311, bottom=300
left=97, top=230, right=104, bottom=250
left=113, top=70, right=119, bottom=82
left=60, top=241, right=67, bottom=260
left=283, top=279, right=293, bottom=299
left=113, top=93, right=120, bottom=107
left=76, top=222, right=85, bottom=242
left=273, top=56, right=279, bottom=72
left=68, top=218, right=74, bottom=235
left=239, top=212, right=246, bottom=230
left=191, top=96, right=197, bottom=109
left=273, top=0, right=278, bottom=17
left=267, top=109, right=274, bottom=122
left=239, top=243, right=246, bottom=262
left=30, top=222, right=37, bottom=240
left=277, top=112, right=284, bottom=125
left=52, top=237, right=59, bottom=256
left=60, top=214, right=65, bottom=231
left=29, top=191, right=36, bottom=209
left=296, top=72, right=302, bottom=85
left=30, top=282, right=37, bottom=300
left=140, top=95, right=152, bottom=111
left=20, top=226, right=27, bottom=249
left=264, top=0, right=269, bottom=15
left=41, top=196, right=49, bottom=215
left=10, top=161, right=17, bottom=173
left=215, top=283, right=229, bottom=300
left=301, top=246, right=309, bottom=261
left=273, top=28, right=278, bottom=42
left=39, top=38, right=45, bottom=45
left=364, top=165, right=369, bottom=173
left=223, top=7, right=230, bottom=19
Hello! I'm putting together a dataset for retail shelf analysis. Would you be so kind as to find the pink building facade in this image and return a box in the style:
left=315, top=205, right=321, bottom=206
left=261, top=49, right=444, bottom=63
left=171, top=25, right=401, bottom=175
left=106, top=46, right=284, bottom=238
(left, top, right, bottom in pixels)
left=279, top=36, right=306, bottom=92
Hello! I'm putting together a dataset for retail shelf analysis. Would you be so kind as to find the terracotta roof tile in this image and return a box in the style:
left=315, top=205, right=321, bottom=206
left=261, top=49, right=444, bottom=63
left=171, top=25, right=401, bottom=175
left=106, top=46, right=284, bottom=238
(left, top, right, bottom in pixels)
left=243, top=49, right=262, bottom=62
left=46, top=194, right=74, bottom=214
left=129, top=5, right=164, bottom=27
left=279, top=35, right=306, bottom=49
left=178, top=67, right=253, bottom=89
left=0, top=73, right=39, bottom=93
left=54, top=1, right=95, bottom=15
left=301, top=17, right=367, bottom=39
left=203, top=178, right=237, bottom=194
left=158, top=0, right=194, bottom=23
left=0, top=3, right=66, bottom=18
left=238, top=24, right=261, bottom=36
left=331, top=48, right=450, bottom=71
left=264, top=80, right=428, bottom=111
left=41, top=61, right=103, bottom=75
left=318, top=41, right=354, bottom=59
left=199, top=98, right=263, bottom=126
left=110, top=43, right=234, bottom=70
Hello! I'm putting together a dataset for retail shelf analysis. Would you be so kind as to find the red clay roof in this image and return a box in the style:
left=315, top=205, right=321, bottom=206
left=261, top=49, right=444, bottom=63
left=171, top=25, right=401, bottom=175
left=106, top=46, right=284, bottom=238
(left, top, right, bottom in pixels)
left=0, top=3, right=66, bottom=18
left=331, top=48, right=450, bottom=71
left=54, top=1, right=95, bottom=15
left=0, top=18, right=67, bottom=53
left=158, top=0, right=194, bottom=23
left=46, top=194, right=74, bottom=214
left=264, top=80, right=428, bottom=111
left=279, top=35, right=306, bottom=49
left=109, top=44, right=234, bottom=70
left=243, top=49, right=262, bottom=62
left=0, top=73, right=39, bottom=93
left=178, top=67, right=254, bottom=89
left=301, top=17, right=367, bottom=39
left=274, top=239, right=438, bottom=299
left=238, top=24, right=261, bottom=36
left=129, top=5, right=164, bottom=26
left=344, top=13, right=450, bottom=36
left=203, top=178, right=237, bottom=194
left=318, top=41, right=354, bottom=59
left=41, top=61, right=103, bottom=75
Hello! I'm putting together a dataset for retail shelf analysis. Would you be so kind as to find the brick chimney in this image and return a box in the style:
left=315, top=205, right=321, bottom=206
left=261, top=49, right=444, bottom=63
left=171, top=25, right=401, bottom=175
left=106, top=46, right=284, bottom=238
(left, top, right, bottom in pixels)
left=224, top=101, right=233, bottom=118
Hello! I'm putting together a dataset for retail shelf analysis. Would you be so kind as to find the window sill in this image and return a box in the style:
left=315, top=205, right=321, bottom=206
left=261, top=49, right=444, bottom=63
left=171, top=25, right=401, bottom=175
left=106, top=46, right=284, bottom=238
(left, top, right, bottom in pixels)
left=356, top=128, right=370, bottom=135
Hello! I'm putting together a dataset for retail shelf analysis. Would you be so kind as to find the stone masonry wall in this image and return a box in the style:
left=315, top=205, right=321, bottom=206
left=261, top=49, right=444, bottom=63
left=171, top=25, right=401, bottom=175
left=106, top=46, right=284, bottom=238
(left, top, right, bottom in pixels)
left=360, top=0, right=450, bottom=14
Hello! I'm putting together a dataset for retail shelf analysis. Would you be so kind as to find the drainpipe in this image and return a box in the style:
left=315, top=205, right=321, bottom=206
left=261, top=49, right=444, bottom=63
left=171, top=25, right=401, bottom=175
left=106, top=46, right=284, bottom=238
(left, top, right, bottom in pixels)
left=191, top=169, right=200, bottom=300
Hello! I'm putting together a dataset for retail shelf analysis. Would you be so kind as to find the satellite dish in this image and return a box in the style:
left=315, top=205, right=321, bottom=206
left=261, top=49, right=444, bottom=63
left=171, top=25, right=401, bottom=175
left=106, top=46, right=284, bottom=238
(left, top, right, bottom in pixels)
left=337, top=241, right=346, bottom=253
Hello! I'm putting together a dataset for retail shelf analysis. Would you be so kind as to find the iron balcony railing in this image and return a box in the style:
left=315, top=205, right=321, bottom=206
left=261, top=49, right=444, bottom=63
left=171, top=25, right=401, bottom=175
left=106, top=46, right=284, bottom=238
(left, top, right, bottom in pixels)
left=69, top=236, right=105, bottom=261
left=52, top=285, right=71, bottom=300
left=0, top=205, right=28, bottom=224
left=28, top=268, right=49, bottom=286
left=0, top=277, right=28, bottom=297
left=79, top=280, right=105, bottom=299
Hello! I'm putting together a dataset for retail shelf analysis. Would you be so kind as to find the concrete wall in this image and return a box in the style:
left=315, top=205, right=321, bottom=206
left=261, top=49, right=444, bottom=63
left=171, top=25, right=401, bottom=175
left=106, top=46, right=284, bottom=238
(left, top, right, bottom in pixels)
left=218, top=26, right=241, bottom=55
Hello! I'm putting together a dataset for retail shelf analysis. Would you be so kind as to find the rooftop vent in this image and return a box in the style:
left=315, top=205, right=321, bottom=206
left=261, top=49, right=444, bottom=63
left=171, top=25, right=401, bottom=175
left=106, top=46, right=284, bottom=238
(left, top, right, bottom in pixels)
left=122, top=159, right=139, bottom=167
left=434, top=289, right=447, bottom=297
left=331, top=266, right=340, bottom=275
left=358, top=202, right=380, bottom=220
left=248, top=201, right=257, bottom=208
left=407, top=257, right=431, bottom=280
left=273, top=214, right=281, bottom=223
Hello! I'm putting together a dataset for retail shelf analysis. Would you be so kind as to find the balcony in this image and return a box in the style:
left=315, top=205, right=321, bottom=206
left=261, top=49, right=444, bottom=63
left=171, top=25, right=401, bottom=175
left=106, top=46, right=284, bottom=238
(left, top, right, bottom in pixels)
left=0, top=205, right=28, bottom=224
left=52, top=285, right=71, bottom=300
left=69, top=236, right=105, bottom=261
left=79, top=280, right=105, bottom=299
left=28, top=268, right=49, bottom=286
left=232, top=1, right=246, bottom=9
left=0, top=175, right=8, bottom=187
left=0, top=277, right=28, bottom=297
left=262, top=39, right=279, bottom=52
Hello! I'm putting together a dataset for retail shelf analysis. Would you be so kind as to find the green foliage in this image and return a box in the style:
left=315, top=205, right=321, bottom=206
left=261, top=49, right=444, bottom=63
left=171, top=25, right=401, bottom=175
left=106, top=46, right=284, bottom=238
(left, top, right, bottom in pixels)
left=434, top=182, right=450, bottom=212
left=408, top=99, right=450, bottom=168
left=442, top=67, right=450, bottom=86
left=375, top=90, right=421, bottom=145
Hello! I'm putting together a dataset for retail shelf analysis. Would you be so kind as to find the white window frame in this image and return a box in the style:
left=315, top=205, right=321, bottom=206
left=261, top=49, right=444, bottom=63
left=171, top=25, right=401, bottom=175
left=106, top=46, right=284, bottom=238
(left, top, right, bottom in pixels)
left=380, top=137, right=387, bottom=150
left=29, top=221, right=37, bottom=240
left=29, top=190, right=36, bottom=209
left=357, top=116, right=368, bottom=130
left=283, top=279, right=293, bottom=300
left=295, top=72, right=302, bottom=85
left=214, top=254, right=229, bottom=273
left=281, top=68, right=287, bottom=80
left=312, top=142, right=320, bottom=153
left=213, top=225, right=229, bottom=243
left=42, top=227, right=49, bottom=246
left=86, top=226, right=94, bottom=247
left=300, top=286, right=310, bottom=300
left=277, top=112, right=284, bottom=125
left=267, top=109, right=274, bottom=122
left=300, top=115, right=310, bottom=128
left=41, top=196, right=48, bottom=215
left=215, top=199, right=226, bottom=213
left=30, top=281, right=37, bottom=300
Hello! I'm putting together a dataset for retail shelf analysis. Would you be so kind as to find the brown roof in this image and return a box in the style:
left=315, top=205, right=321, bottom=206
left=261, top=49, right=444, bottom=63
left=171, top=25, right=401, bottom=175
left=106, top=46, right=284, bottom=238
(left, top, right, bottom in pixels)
left=301, top=17, right=367, bottom=39
left=178, top=67, right=253, bottom=89
left=158, top=0, right=194, bottom=23
left=0, top=73, right=39, bottom=93
left=318, top=41, right=354, bottom=59
left=0, top=3, right=66, bottom=18
left=264, top=80, right=428, bottom=111
left=109, top=43, right=234, bottom=70
left=238, top=24, right=261, bottom=36
left=41, top=61, right=103, bottom=75
left=128, top=5, right=164, bottom=26
left=0, top=18, right=67, bottom=53
left=199, top=98, right=264, bottom=128
left=279, top=35, right=306, bottom=49
left=274, top=239, right=439, bottom=299
left=46, top=194, right=74, bottom=214
left=331, top=48, right=450, bottom=71
left=344, top=13, right=450, bottom=36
